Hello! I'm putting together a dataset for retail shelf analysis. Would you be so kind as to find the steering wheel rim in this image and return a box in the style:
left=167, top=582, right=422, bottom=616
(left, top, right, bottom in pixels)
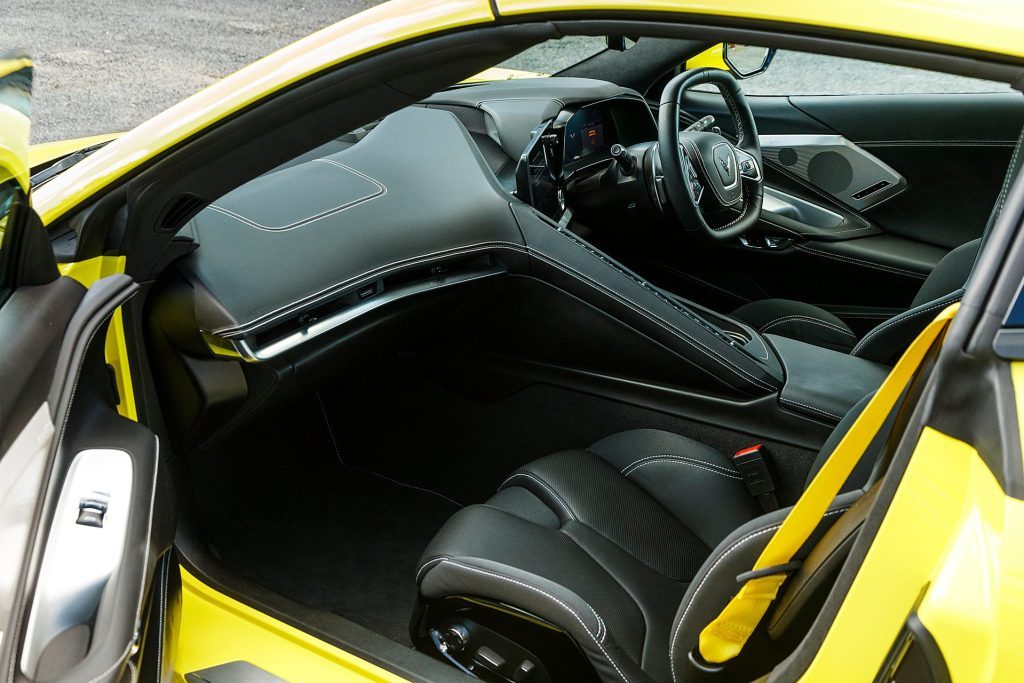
left=657, top=68, right=763, bottom=241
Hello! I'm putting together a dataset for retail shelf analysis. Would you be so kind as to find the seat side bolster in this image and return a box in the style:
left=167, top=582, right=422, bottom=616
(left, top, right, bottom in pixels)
left=419, top=557, right=651, bottom=683
left=851, top=289, right=963, bottom=364
left=667, top=493, right=860, bottom=683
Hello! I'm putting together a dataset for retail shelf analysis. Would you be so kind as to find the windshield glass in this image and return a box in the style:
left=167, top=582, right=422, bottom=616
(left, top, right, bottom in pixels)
left=488, top=36, right=609, bottom=78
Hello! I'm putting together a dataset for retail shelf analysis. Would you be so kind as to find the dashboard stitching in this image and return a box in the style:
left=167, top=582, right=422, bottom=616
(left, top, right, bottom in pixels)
left=476, top=96, right=566, bottom=107
left=215, top=241, right=528, bottom=334
left=206, top=160, right=386, bottom=232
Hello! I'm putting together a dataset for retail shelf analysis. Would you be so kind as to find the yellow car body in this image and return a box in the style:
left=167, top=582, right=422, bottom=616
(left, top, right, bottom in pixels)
left=4, top=1, right=1024, bottom=682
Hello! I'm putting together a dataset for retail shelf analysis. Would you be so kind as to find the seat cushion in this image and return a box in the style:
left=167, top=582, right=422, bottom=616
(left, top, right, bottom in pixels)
left=417, top=431, right=761, bottom=682
left=731, top=299, right=857, bottom=354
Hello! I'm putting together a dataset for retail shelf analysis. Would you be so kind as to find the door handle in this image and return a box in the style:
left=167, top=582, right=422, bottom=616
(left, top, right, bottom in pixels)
left=20, top=449, right=134, bottom=679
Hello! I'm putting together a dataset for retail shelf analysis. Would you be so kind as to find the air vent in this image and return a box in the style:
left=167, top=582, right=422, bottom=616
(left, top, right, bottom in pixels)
left=159, top=194, right=207, bottom=232
left=852, top=180, right=891, bottom=201
left=237, top=253, right=507, bottom=359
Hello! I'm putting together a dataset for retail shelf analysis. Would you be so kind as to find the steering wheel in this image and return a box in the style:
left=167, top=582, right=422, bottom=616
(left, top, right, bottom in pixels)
left=657, top=68, right=763, bottom=241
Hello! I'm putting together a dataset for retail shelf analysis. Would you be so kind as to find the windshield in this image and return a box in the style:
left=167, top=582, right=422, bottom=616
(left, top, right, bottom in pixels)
left=478, top=36, right=610, bottom=80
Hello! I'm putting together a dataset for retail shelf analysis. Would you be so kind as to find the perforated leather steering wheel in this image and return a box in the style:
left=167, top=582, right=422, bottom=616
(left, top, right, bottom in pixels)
left=657, top=68, right=764, bottom=241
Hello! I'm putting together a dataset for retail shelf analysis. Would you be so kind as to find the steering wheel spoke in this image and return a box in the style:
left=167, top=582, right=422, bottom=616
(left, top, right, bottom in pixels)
left=734, top=147, right=762, bottom=182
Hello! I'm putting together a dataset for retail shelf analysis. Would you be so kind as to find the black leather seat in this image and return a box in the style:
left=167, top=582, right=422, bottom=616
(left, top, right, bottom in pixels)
left=415, top=400, right=883, bottom=683
left=731, top=238, right=979, bottom=364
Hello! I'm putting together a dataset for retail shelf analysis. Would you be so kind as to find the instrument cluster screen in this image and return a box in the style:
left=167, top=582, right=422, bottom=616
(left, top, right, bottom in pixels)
left=563, top=108, right=612, bottom=164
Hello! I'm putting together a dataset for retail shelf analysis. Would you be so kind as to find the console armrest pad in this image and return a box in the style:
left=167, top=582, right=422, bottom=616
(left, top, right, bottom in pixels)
left=766, top=334, right=889, bottom=424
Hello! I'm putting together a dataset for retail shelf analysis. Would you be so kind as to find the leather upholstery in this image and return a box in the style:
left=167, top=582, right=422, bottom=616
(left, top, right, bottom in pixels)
left=731, top=298, right=857, bottom=354
left=733, top=238, right=979, bottom=364
left=417, top=406, right=881, bottom=682
left=767, top=335, right=889, bottom=423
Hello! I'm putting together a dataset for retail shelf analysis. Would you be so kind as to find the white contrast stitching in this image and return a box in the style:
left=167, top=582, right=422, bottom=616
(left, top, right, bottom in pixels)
left=851, top=296, right=961, bottom=355
left=500, top=473, right=577, bottom=521
left=624, top=458, right=742, bottom=479
left=437, top=560, right=626, bottom=681
left=416, top=555, right=451, bottom=583
left=621, top=454, right=740, bottom=479
left=794, top=244, right=927, bottom=279
left=779, top=398, right=842, bottom=421
left=759, top=315, right=857, bottom=338
left=207, top=160, right=387, bottom=232
left=669, top=507, right=848, bottom=683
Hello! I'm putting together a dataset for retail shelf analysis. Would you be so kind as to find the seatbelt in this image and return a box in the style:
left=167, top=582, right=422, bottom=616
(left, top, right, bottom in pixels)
left=698, top=303, right=959, bottom=665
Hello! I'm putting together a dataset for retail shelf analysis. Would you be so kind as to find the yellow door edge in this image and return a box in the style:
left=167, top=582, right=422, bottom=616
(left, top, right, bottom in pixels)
left=800, top=426, right=1024, bottom=681
left=177, top=567, right=410, bottom=683
left=59, top=255, right=137, bottom=420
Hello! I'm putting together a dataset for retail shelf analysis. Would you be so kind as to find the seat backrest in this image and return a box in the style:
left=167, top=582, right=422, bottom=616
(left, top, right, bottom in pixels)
left=854, top=124, right=1024, bottom=364
left=850, top=239, right=978, bottom=364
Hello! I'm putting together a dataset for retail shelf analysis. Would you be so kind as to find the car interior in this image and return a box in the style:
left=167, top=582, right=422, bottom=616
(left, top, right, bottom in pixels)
left=66, top=22, right=1023, bottom=683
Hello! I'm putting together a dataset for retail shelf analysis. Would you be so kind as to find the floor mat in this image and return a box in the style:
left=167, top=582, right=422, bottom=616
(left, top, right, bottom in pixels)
left=191, top=399, right=459, bottom=644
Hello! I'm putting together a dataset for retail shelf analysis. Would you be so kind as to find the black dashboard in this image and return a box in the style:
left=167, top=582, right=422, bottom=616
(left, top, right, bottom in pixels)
left=515, top=96, right=657, bottom=218
left=151, top=76, right=804, bottom=454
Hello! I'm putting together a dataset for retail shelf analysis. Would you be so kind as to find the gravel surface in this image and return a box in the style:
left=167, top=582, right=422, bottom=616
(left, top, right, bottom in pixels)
left=0, top=2, right=1008, bottom=144
left=0, top=0, right=373, bottom=143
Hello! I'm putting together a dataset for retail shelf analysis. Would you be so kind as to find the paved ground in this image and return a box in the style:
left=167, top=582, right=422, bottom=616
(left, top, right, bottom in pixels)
left=0, top=0, right=374, bottom=142
left=0, top=2, right=1007, bottom=143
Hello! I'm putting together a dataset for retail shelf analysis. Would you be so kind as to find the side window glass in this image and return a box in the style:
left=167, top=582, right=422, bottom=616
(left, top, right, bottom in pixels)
left=739, top=50, right=1012, bottom=96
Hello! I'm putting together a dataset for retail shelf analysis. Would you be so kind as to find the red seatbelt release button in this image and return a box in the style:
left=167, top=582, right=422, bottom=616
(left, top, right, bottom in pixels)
left=733, top=444, right=779, bottom=512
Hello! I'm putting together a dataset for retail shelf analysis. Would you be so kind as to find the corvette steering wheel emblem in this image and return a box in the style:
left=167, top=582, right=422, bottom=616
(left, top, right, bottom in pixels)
left=713, top=144, right=735, bottom=184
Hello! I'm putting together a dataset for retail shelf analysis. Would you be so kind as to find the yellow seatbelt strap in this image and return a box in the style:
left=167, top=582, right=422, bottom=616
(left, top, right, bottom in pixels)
left=698, top=303, right=959, bottom=664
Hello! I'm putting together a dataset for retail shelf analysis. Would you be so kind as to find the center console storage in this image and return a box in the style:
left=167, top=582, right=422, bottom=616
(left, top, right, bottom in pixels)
left=766, top=334, right=890, bottom=423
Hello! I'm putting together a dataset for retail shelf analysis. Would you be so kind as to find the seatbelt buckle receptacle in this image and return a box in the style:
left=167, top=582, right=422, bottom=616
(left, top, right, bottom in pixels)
left=733, top=444, right=779, bottom=512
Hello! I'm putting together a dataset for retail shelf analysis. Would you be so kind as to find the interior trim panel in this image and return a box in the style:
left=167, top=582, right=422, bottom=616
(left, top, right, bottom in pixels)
left=759, top=134, right=907, bottom=210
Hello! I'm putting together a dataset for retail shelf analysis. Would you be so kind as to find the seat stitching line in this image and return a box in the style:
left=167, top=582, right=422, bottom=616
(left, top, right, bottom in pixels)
left=621, top=454, right=738, bottom=476
left=621, top=455, right=740, bottom=479
left=851, top=296, right=961, bottom=355
left=625, top=459, right=741, bottom=479
left=499, top=473, right=577, bottom=521
left=441, top=560, right=608, bottom=641
left=759, top=315, right=857, bottom=337
left=438, top=560, right=625, bottom=681
left=669, top=507, right=848, bottom=683
left=416, top=555, right=451, bottom=584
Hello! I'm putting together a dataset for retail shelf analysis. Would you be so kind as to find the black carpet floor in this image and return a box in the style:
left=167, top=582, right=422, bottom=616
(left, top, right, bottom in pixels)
left=191, top=396, right=459, bottom=644
left=191, top=351, right=816, bottom=645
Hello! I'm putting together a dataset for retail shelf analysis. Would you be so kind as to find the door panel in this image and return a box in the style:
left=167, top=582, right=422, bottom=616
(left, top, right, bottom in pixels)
left=791, top=93, right=1023, bottom=249
left=0, top=274, right=173, bottom=683
left=666, top=91, right=1023, bottom=318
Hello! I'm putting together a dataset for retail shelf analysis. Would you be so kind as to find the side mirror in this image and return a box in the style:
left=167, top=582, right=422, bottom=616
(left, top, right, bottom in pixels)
left=722, top=44, right=776, bottom=79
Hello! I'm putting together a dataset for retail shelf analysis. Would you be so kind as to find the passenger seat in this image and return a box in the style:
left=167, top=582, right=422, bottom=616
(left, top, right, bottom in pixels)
left=413, top=396, right=886, bottom=682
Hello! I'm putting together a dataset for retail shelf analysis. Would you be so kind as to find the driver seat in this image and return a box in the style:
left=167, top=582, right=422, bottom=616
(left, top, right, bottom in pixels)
left=731, top=238, right=978, bottom=364
left=414, top=396, right=887, bottom=682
